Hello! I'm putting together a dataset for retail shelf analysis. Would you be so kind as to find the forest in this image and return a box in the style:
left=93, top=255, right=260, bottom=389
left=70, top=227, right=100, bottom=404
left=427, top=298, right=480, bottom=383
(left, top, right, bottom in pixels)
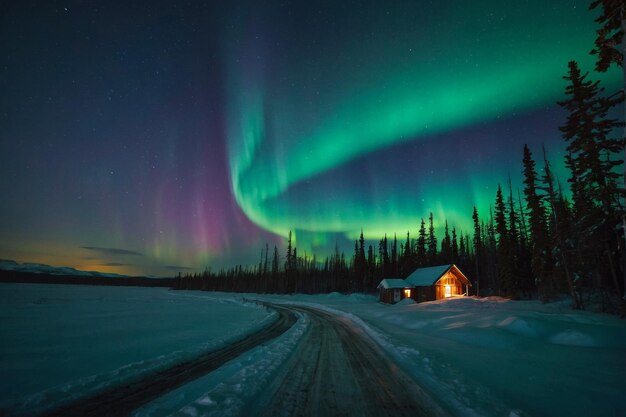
left=176, top=1, right=625, bottom=313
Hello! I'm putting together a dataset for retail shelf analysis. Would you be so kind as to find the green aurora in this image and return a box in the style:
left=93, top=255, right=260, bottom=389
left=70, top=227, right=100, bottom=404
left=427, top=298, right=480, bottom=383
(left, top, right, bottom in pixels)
left=225, top=1, right=622, bottom=252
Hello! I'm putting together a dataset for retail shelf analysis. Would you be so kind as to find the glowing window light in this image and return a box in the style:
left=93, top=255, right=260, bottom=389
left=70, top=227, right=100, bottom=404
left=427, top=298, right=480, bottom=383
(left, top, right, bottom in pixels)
left=444, top=284, right=452, bottom=298
left=404, top=289, right=411, bottom=298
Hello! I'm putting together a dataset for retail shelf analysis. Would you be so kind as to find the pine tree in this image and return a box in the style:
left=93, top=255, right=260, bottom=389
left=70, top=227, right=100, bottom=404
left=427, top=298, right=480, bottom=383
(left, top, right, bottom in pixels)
left=559, top=61, right=623, bottom=302
left=590, top=0, right=626, bottom=305
left=451, top=227, right=459, bottom=264
left=472, top=206, right=482, bottom=295
left=379, top=235, right=390, bottom=278
left=441, top=220, right=452, bottom=263
left=522, top=144, right=551, bottom=299
left=507, top=177, right=520, bottom=250
left=494, top=185, right=516, bottom=296
left=459, top=230, right=466, bottom=261
left=285, top=231, right=294, bottom=293
left=542, top=150, right=580, bottom=308
left=391, top=234, right=398, bottom=276
left=402, top=231, right=415, bottom=275
left=427, top=212, right=438, bottom=264
left=367, top=244, right=375, bottom=289
left=589, top=0, right=625, bottom=73
left=271, top=245, right=279, bottom=277
left=417, top=218, right=427, bottom=266
left=560, top=62, right=621, bottom=218
left=359, top=229, right=366, bottom=270
left=264, top=242, right=269, bottom=277
left=353, top=229, right=367, bottom=291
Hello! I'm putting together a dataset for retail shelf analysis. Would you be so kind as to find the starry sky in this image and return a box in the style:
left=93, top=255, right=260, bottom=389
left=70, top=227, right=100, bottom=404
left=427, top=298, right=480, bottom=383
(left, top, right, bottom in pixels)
left=0, top=1, right=622, bottom=276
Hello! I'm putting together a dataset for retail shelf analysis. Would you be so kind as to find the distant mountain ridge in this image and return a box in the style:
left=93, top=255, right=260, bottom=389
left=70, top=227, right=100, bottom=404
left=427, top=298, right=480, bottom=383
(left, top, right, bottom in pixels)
left=0, top=259, right=129, bottom=278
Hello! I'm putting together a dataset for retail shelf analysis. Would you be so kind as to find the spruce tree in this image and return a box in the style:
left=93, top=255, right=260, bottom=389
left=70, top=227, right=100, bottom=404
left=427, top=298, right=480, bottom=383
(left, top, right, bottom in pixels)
left=542, top=150, right=580, bottom=308
left=379, top=235, right=390, bottom=278
left=494, top=185, right=516, bottom=296
left=451, top=227, right=459, bottom=264
left=441, top=220, right=452, bottom=263
left=417, top=218, right=427, bottom=266
left=472, top=206, right=482, bottom=295
left=522, top=144, right=552, bottom=299
left=402, top=231, right=415, bottom=275
left=391, top=234, right=398, bottom=276
left=367, top=244, right=375, bottom=288
left=559, top=60, right=622, bottom=301
left=589, top=0, right=625, bottom=73
left=590, top=0, right=626, bottom=304
left=427, top=212, right=438, bottom=264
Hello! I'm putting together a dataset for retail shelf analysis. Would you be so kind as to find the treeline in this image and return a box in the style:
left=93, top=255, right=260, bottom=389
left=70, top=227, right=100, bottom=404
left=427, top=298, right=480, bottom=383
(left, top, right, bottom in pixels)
left=175, top=221, right=476, bottom=295
left=176, top=1, right=624, bottom=312
left=0, top=269, right=176, bottom=288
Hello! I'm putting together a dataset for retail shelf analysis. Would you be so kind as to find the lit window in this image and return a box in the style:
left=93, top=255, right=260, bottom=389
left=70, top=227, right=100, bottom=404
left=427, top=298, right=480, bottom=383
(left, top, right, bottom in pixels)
left=404, top=289, right=411, bottom=298
left=444, top=284, right=451, bottom=298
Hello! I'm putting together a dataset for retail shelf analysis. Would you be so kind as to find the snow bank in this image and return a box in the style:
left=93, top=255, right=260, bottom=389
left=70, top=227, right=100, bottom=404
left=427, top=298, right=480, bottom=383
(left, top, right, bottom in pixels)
left=134, top=312, right=309, bottom=417
left=5, top=285, right=624, bottom=417
left=0, top=284, right=276, bottom=416
left=242, top=293, right=626, bottom=417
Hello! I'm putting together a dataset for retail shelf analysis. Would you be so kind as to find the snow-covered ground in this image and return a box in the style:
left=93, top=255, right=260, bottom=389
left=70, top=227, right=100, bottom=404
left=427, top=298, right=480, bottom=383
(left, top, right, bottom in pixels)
left=135, top=291, right=626, bottom=417
left=3, top=284, right=625, bottom=417
left=251, top=293, right=626, bottom=417
left=0, top=284, right=276, bottom=416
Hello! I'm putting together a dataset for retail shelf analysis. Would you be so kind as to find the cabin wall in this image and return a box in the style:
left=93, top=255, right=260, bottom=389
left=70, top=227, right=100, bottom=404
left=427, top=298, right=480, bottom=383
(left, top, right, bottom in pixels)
left=414, top=286, right=435, bottom=302
left=434, top=273, right=465, bottom=300
left=379, top=288, right=393, bottom=303
left=406, top=266, right=471, bottom=303
left=379, top=288, right=411, bottom=304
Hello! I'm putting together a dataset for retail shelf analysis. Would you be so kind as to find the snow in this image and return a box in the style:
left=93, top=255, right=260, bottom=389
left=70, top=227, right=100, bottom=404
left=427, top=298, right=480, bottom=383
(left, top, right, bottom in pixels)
left=0, top=284, right=276, bottom=416
left=243, top=293, right=626, bottom=417
left=405, top=264, right=455, bottom=286
left=3, top=283, right=626, bottom=417
left=133, top=312, right=309, bottom=417
left=377, top=278, right=412, bottom=289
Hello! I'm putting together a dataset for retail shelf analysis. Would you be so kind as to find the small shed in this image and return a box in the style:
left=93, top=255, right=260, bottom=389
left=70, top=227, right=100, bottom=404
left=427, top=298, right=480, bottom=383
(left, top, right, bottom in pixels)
left=405, top=264, right=471, bottom=302
left=377, top=278, right=414, bottom=304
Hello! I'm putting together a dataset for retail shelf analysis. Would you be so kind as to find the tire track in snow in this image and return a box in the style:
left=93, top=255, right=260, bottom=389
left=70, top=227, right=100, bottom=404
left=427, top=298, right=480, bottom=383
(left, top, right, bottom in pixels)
left=250, top=305, right=450, bottom=417
left=42, top=303, right=296, bottom=417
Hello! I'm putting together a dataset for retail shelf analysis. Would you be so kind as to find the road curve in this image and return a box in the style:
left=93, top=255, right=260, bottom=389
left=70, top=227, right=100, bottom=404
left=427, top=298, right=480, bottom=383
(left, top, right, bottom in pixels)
left=42, top=303, right=297, bottom=417
left=248, top=304, right=450, bottom=417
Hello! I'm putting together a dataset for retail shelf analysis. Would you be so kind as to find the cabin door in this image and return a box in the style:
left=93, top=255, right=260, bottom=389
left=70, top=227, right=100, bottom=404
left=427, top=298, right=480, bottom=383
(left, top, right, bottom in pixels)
left=393, top=289, right=401, bottom=303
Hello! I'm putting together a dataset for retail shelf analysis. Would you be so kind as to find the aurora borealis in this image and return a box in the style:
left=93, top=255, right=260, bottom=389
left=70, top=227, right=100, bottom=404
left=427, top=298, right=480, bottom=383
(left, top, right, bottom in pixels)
left=0, top=1, right=622, bottom=276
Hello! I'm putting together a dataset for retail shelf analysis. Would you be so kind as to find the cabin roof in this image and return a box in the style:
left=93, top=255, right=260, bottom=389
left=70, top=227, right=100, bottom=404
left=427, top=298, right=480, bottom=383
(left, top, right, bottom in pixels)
left=405, top=264, right=471, bottom=286
left=377, top=278, right=414, bottom=289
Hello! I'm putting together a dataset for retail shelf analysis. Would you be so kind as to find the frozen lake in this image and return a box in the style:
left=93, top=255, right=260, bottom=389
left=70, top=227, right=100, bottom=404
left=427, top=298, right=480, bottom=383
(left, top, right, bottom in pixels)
left=0, top=283, right=274, bottom=415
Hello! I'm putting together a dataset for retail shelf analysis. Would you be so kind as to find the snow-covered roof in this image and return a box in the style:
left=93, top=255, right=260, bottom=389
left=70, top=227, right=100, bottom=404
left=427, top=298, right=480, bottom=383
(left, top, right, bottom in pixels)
left=405, top=264, right=471, bottom=287
left=377, top=278, right=414, bottom=289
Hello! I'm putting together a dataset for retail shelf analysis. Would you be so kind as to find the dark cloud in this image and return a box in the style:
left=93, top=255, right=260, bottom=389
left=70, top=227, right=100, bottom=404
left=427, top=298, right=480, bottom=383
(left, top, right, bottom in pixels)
left=80, top=246, right=143, bottom=256
left=164, top=265, right=193, bottom=270
left=99, top=262, right=130, bottom=266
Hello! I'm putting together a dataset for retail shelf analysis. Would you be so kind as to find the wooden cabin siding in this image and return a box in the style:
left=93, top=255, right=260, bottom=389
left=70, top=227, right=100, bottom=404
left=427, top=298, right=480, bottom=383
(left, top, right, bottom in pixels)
left=379, top=287, right=412, bottom=304
left=414, top=286, right=435, bottom=302
left=434, top=272, right=465, bottom=300
left=379, top=288, right=394, bottom=303
left=378, top=264, right=470, bottom=304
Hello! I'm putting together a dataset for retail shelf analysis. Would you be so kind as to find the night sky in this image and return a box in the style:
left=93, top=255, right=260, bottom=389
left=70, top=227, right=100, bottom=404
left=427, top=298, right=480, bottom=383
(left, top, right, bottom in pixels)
left=0, top=1, right=622, bottom=276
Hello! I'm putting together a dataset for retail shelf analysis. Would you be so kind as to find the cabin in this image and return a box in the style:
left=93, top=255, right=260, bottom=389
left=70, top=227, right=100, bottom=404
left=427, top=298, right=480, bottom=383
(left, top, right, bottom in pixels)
left=377, top=264, right=471, bottom=304
left=405, top=264, right=471, bottom=302
left=377, top=279, right=414, bottom=304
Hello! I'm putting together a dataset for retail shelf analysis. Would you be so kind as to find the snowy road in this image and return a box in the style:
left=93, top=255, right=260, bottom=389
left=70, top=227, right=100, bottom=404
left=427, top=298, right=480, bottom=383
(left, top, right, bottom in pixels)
left=42, top=302, right=448, bottom=417
left=249, top=304, right=449, bottom=417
